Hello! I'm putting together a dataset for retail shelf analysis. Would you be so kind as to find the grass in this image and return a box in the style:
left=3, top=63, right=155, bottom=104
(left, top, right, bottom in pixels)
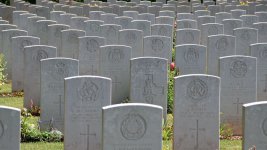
left=0, top=82, right=242, bottom=150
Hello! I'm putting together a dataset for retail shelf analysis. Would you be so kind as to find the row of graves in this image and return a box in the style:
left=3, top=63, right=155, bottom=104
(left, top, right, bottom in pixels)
left=0, top=0, right=267, bottom=149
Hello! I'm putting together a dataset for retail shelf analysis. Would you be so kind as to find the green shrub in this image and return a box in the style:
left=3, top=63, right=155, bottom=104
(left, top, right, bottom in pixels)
left=167, top=69, right=177, bottom=114
left=220, top=123, right=234, bottom=139
left=0, top=54, right=7, bottom=90
left=21, top=108, right=63, bottom=142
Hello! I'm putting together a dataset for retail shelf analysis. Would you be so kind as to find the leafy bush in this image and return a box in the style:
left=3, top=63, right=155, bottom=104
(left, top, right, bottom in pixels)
left=167, top=68, right=177, bottom=114
left=21, top=108, right=63, bottom=142
left=220, top=123, right=234, bottom=139
left=0, top=54, right=7, bottom=90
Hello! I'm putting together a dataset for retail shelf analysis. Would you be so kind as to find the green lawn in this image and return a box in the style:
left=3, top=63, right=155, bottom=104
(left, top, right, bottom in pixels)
left=1, top=83, right=242, bottom=150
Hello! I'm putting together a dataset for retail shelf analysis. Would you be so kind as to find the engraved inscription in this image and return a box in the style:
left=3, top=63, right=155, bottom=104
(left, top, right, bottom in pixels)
left=78, top=81, right=99, bottom=102
left=143, top=74, right=164, bottom=103
left=208, top=26, right=218, bottom=35
left=108, top=48, right=124, bottom=63
left=184, top=32, right=194, bottom=43
left=120, top=111, right=147, bottom=140
left=52, top=62, right=69, bottom=80
left=86, top=39, right=99, bottom=52
left=125, top=32, right=137, bottom=45
left=259, top=47, right=267, bottom=58
left=230, top=60, right=247, bottom=78
left=187, top=78, right=208, bottom=101
left=240, top=30, right=250, bottom=41
left=0, top=120, right=4, bottom=139
left=68, top=33, right=78, bottom=43
left=20, top=40, right=32, bottom=50
left=216, top=37, right=228, bottom=51
left=106, top=26, right=116, bottom=37
left=158, top=26, right=168, bottom=36
left=262, top=118, right=267, bottom=136
left=151, top=39, right=164, bottom=52
left=184, top=47, right=199, bottom=64
left=90, top=23, right=100, bottom=33
left=32, top=49, right=48, bottom=61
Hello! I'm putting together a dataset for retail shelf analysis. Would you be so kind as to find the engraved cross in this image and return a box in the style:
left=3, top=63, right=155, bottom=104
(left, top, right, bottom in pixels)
left=54, top=95, right=63, bottom=117
left=233, top=98, right=243, bottom=115
left=80, top=124, right=96, bottom=150
left=112, top=76, right=121, bottom=91
left=190, top=119, right=205, bottom=150
left=90, top=65, right=97, bottom=75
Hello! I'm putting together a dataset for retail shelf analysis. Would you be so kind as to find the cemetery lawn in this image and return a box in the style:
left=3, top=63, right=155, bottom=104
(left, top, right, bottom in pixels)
left=0, top=83, right=242, bottom=150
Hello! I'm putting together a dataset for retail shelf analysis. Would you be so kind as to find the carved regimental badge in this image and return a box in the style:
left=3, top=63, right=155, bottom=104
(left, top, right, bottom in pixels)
left=187, top=78, right=208, bottom=101
left=120, top=111, right=147, bottom=140
left=230, top=60, right=247, bottom=78
left=78, top=81, right=99, bottom=102
left=33, top=49, right=48, bottom=61
left=108, top=48, right=124, bottom=63
left=52, top=62, right=69, bottom=80
left=184, top=47, right=199, bottom=64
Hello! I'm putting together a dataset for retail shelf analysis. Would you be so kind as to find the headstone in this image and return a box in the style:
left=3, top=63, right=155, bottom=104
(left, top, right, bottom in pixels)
left=64, top=76, right=111, bottom=150
left=143, top=36, right=172, bottom=62
left=155, top=16, right=174, bottom=26
left=231, top=9, right=246, bottom=19
left=84, top=20, right=104, bottom=37
left=11, top=36, right=40, bottom=92
left=138, top=13, right=155, bottom=25
left=123, top=11, right=139, bottom=20
left=47, top=24, right=70, bottom=56
left=1, top=29, right=28, bottom=80
left=177, top=19, right=198, bottom=29
left=89, top=11, right=104, bottom=20
left=253, top=22, right=267, bottom=43
left=159, top=10, right=175, bottom=17
left=99, top=24, right=122, bottom=44
left=222, top=19, right=243, bottom=35
left=102, top=103, right=163, bottom=150
left=250, top=43, right=267, bottom=101
left=220, top=55, right=257, bottom=135
left=130, top=57, right=167, bottom=120
left=151, top=23, right=173, bottom=40
left=79, top=36, right=105, bottom=75
left=0, top=106, right=20, bottom=150
left=59, top=13, right=77, bottom=25
left=173, top=75, right=220, bottom=150
left=197, top=16, right=215, bottom=29
left=243, top=101, right=267, bottom=150
left=118, top=29, right=143, bottom=58
left=255, top=11, right=267, bottom=22
left=200, top=23, right=224, bottom=46
left=99, top=45, right=131, bottom=104
left=115, top=16, right=133, bottom=30
left=176, top=29, right=200, bottom=45
left=240, top=15, right=259, bottom=28
left=24, top=45, right=57, bottom=108
left=50, top=11, right=66, bottom=22
left=35, top=20, right=57, bottom=45
left=234, top=27, right=258, bottom=56
left=177, top=13, right=194, bottom=20
left=131, top=20, right=151, bottom=36
left=175, top=44, right=206, bottom=75
left=215, top=12, right=232, bottom=24
left=70, top=17, right=89, bottom=30
left=100, top=13, right=118, bottom=24
left=208, top=5, right=221, bottom=16
left=40, top=58, right=79, bottom=132
left=207, top=35, right=235, bottom=75
left=61, top=29, right=86, bottom=59
left=26, top=16, right=46, bottom=36
left=194, top=10, right=210, bottom=19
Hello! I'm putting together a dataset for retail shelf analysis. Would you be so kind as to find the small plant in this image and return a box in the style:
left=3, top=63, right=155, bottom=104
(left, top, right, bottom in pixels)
left=162, top=115, right=173, bottom=141
left=220, top=123, right=234, bottom=139
left=28, top=100, right=41, bottom=116
left=0, top=54, right=7, bottom=90
left=21, top=108, right=63, bottom=142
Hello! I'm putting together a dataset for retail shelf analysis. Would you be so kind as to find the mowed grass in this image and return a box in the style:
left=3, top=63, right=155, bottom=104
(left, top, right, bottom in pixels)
left=0, top=83, right=242, bottom=150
